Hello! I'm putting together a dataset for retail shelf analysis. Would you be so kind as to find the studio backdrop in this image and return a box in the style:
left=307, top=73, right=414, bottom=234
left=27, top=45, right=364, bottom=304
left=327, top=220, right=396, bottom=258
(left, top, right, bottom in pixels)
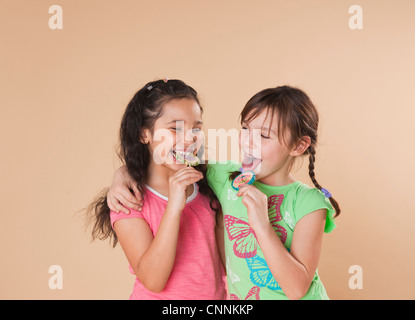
left=0, top=0, right=414, bottom=299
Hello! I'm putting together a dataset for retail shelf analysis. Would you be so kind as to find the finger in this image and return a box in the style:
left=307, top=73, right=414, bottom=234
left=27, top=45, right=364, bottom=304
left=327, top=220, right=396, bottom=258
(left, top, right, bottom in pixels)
left=237, top=185, right=252, bottom=197
left=107, top=187, right=131, bottom=214
left=130, top=186, right=143, bottom=211
left=116, top=192, right=140, bottom=212
left=107, top=198, right=116, bottom=212
left=109, top=199, right=130, bottom=215
left=241, top=195, right=253, bottom=209
left=131, top=185, right=143, bottom=203
left=173, top=175, right=203, bottom=190
left=179, top=166, right=203, bottom=174
left=175, top=166, right=194, bottom=174
left=237, top=185, right=262, bottom=198
left=241, top=194, right=257, bottom=211
left=174, top=167, right=203, bottom=179
left=172, top=170, right=203, bottom=184
left=122, top=186, right=142, bottom=205
left=176, top=172, right=203, bottom=183
left=241, top=191, right=255, bottom=203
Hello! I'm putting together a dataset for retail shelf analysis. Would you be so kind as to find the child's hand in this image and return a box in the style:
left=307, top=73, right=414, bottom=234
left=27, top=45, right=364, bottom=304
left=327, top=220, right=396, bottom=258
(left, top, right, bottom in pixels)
left=107, top=165, right=142, bottom=214
left=166, top=167, right=203, bottom=213
left=237, top=185, right=270, bottom=232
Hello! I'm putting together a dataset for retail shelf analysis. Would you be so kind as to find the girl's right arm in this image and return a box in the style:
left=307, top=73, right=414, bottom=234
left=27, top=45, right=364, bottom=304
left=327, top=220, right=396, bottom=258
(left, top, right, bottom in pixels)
left=113, top=167, right=203, bottom=293
left=113, top=205, right=180, bottom=293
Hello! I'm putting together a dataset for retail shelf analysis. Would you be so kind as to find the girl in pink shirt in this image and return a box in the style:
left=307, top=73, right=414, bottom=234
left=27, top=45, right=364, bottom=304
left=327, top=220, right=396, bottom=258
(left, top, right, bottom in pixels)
left=85, top=79, right=227, bottom=300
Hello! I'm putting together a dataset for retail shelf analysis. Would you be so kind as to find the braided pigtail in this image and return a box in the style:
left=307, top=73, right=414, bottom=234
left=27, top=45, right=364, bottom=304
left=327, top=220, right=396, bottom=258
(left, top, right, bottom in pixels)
left=308, top=145, right=341, bottom=217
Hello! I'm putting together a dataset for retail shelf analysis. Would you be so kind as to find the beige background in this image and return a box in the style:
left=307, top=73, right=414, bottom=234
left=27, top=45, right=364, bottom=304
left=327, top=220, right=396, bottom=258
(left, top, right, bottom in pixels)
left=1, top=0, right=414, bottom=299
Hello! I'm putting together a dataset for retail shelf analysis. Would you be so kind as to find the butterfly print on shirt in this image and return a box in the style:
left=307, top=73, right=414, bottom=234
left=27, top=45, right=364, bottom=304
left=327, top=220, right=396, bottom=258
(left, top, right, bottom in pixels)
left=245, top=255, right=282, bottom=291
left=224, top=215, right=258, bottom=258
left=224, top=193, right=287, bottom=258
left=230, top=286, right=260, bottom=300
left=267, top=194, right=287, bottom=244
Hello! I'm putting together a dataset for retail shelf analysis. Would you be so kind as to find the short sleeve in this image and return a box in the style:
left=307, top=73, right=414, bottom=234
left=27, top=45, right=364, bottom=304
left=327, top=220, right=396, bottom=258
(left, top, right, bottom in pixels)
left=206, top=160, right=240, bottom=199
left=293, top=187, right=337, bottom=233
left=110, top=208, right=145, bottom=230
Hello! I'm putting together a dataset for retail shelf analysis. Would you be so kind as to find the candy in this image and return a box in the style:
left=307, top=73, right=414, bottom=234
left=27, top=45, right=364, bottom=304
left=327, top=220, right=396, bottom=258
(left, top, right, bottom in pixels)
left=231, top=170, right=255, bottom=191
left=172, top=150, right=200, bottom=167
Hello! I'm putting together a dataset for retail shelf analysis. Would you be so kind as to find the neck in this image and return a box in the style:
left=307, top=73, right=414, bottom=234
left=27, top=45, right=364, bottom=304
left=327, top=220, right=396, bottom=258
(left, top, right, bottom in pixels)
left=146, top=161, right=194, bottom=198
left=257, top=157, right=297, bottom=187
left=258, top=170, right=296, bottom=187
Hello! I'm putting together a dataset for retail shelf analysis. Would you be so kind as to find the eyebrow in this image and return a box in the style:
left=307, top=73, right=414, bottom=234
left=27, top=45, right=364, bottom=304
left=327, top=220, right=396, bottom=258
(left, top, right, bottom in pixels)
left=167, top=120, right=203, bottom=125
left=242, top=122, right=276, bottom=135
left=261, top=127, right=276, bottom=135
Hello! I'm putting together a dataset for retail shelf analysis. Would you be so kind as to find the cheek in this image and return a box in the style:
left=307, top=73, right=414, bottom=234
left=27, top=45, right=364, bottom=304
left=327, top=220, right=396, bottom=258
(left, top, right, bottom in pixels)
left=193, top=131, right=204, bottom=147
left=261, top=141, right=285, bottom=163
left=151, top=129, right=175, bottom=161
left=239, top=130, right=249, bottom=147
left=260, top=142, right=273, bottom=159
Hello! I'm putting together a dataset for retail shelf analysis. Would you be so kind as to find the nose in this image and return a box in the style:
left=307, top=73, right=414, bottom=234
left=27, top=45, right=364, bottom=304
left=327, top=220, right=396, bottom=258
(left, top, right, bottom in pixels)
left=241, top=128, right=261, bottom=156
left=185, top=130, right=197, bottom=142
left=176, top=128, right=199, bottom=152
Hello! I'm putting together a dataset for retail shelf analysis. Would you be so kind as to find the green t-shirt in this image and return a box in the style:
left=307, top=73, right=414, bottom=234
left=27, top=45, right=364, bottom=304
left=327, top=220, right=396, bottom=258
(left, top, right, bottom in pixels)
left=207, top=160, right=336, bottom=300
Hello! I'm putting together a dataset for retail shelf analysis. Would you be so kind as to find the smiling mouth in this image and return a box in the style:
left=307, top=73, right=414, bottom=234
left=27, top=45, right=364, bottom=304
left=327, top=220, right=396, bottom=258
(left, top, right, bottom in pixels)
left=171, top=149, right=200, bottom=166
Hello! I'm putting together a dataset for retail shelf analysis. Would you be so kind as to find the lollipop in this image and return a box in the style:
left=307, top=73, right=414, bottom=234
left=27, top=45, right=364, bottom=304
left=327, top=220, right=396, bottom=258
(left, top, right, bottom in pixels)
left=231, top=167, right=256, bottom=191
left=172, top=150, right=200, bottom=167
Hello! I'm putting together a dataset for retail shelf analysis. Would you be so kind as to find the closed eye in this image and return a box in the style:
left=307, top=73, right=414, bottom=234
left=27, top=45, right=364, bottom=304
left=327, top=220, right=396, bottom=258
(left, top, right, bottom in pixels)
left=242, top=126, right=268, bottom=138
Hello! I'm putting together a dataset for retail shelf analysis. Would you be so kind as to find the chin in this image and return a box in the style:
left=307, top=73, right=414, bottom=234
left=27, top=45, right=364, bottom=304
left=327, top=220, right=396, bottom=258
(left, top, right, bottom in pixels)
left=163, top=162, right=186, bottom=171
left=252, top=162, right=264, bottom=176
left=252, top=164, right=271, bottom=180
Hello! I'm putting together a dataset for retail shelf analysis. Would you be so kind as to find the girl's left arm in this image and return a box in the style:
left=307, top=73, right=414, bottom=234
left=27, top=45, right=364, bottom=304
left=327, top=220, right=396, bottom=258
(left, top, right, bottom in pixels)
left=237, top=185, right=326, bottom=300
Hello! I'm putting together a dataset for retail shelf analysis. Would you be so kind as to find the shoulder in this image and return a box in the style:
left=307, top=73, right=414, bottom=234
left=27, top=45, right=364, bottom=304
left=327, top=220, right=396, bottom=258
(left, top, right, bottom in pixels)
left=110, top=207, right=146, bottom=230
left=291, top=182, right=337, bottom=233
left=109, top=190, right=156, bottom=230
left=207, top=159, right=241, bottom=175
left=293, top=182, right=326, bottom=203
left=206, top=160, right=241, bottom=196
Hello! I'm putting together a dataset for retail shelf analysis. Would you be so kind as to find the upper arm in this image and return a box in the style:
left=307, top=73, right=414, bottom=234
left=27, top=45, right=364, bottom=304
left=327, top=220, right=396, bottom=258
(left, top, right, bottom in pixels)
left=113, top=218, right=154, bottom=274
left=207, top=161, right=239, bottom=198
left=290, top=209, right=327, bottom=281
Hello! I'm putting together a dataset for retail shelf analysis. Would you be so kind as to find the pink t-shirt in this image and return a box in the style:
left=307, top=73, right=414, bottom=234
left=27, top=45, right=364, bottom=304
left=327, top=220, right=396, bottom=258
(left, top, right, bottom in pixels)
left=110, top=183, right=227, bottom=300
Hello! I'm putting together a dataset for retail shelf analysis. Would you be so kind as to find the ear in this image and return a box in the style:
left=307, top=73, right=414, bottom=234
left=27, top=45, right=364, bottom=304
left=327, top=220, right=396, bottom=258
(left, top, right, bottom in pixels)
left=139, top=129, right=151, bottom=144
left=290, top=136, right=311, bottom=156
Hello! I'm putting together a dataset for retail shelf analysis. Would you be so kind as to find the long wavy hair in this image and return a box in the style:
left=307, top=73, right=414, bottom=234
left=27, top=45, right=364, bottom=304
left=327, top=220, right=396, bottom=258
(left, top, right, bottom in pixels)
left=229, top=85, right=341, bottom=217
left=84, top=79, right=220, bottom=247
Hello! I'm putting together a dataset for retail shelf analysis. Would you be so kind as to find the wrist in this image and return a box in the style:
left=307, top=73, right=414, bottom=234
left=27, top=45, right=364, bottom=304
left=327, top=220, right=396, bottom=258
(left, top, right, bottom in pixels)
left=115, top=165, right=128, bottom=181
left=252, top=220, right=274, bottom=237
left=165, top=203, right=184, bottom=216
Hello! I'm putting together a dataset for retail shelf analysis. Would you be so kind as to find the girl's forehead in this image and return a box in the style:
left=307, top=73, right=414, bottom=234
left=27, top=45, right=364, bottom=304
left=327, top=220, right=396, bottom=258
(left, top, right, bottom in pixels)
left=244, top=108, right=277, bottom=129
left=158, top=98, right=203, bottom=123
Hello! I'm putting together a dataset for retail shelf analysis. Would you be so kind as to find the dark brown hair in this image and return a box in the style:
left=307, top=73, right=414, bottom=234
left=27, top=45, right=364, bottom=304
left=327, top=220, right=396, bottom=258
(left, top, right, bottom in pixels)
left=84, top=79, right=220, bottom=247
left=230, top=85, right=341, bottom=217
